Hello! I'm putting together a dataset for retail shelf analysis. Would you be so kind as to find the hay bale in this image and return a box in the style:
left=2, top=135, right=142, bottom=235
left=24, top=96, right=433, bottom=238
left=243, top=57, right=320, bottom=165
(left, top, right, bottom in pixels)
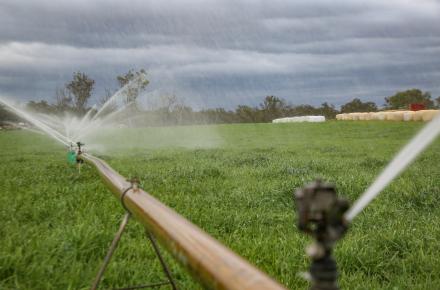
left=365, top=112, right=373, bottom=120
left=403, top=111, right=414, bottom=121
left=421, top=110, right=440, bottom=122
left=384, top=112, right=392, bottom=120
left=387, top=111, right=404, bottom=121
left=413, top=111, right=425, bottom=121
left=358, top=113, right=368, bottom=120
left=349, top=113, right=360, bottom=120
left=370, top=112, right=379, bottom=120
left=375, top=112, right=386, bottom=120
left=272, top=116, right=326, bottom=123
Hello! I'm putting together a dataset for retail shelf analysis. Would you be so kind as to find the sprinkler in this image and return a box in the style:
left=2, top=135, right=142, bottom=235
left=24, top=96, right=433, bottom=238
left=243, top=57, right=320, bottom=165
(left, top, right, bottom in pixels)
left=67, top=143, right=77, bottom=165
left=76, top=142, right=84, bottom=155
left=75, top=142, right=85, bottom=172
left=294, top=180, right=349, bottom=290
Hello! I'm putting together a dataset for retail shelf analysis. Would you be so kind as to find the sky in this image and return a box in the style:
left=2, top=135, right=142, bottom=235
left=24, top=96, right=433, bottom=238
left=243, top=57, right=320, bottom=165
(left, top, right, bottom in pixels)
left=0, top=0, right=439, bottom=109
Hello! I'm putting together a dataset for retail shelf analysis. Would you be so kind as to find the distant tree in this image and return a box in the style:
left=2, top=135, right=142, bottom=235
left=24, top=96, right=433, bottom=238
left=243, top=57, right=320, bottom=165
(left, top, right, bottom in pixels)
left=0, top=104, right=20, bottom=122
left=174, top=105, right=194, bottom=125
left=26, top=100, right=56, bottom=114
left=99, top=88, right=114, bottom=106
left=259, top=95, right=287, bottom=122
left=435, top=96, right=440, bottom=108
left=236, top=105, right=260, bottom=123
left=385, top=89, right=434, bottom=110
left=317, top=102, right=339, bottom=119
left=66, top=72, right=95, bottom=113
left=288, top=104, right=317, bottom=116
left=157, top=95, right=180, bottom=125
left=117, top=69, right=149, bottom=104
left=54, top=86, right=73, bottom=112
left=341, top=98, right=377, bottom=113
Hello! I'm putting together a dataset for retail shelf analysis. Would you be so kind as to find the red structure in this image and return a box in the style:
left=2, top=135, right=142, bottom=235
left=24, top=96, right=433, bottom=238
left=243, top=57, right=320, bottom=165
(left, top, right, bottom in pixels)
left=409, top=103, right=425, bottom=111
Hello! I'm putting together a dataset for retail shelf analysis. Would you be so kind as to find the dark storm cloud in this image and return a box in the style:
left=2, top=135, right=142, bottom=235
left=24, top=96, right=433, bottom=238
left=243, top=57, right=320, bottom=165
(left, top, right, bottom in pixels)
left=0, top=0, right=439, bottom=108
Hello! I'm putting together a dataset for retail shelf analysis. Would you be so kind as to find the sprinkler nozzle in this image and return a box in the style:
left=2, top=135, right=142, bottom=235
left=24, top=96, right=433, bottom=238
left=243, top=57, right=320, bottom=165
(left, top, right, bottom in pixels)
left=294, top=180, right=349, bottom=290
left=75, top=142, right=85, bottom=165
left=76, top=142, right=85, bottom=152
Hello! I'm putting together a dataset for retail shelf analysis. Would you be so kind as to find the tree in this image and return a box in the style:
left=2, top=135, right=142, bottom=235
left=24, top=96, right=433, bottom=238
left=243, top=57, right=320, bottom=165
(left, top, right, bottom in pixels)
left=288, top=104, right=317, bottom=116
left=259, top=95, right=287, bottom=122
left=385, top=89, right=433, bottom=110
left=317, top=102, right=339, bottom=119
left=26, top=100, right=55, bottom=114
left=236, top=105, right=259, bottom=123
left=66, top=72, right=95, bottom=113
left=54, top=86, right=73, bottom=112
left=117, top=69, right=149, bottom=104
left=0, top=104, right=20, bottom=123
left=341, top=98, right=377, bottom=113
left=435, top=96, right=440, bottom=108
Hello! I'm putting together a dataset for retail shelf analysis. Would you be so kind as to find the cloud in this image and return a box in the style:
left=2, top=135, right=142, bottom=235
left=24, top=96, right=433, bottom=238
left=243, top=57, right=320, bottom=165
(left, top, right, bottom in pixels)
left=0, top=0, right=439, bottom=108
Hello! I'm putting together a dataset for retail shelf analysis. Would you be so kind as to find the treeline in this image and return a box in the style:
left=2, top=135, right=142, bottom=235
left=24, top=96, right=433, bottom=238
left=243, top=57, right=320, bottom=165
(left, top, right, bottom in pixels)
left=125, top=88, right=439, bottom=126
left=1, top=68, right=440, bottom=126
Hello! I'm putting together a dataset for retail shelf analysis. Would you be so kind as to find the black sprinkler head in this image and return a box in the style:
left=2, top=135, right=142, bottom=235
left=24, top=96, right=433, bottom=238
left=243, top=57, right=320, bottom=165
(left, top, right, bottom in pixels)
left=294, top=180, right=349, bottom=290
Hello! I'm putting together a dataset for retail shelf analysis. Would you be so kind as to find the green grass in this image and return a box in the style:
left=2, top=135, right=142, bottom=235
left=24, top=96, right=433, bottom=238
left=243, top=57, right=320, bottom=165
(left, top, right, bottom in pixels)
left=1, top=121, right=440, bottom=289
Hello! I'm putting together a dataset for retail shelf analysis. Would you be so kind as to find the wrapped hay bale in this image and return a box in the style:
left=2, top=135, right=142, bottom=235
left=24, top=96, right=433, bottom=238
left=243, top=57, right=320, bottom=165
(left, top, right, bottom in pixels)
left=336, top=114, right=342, bottom=120
left=375, top=112, right=386, bottom=120
left=358, top=113, right=368, bottom=120
left=366, top=112, right=375, bottom=120
left=387, top=111, right=404, bottom=121
left=413, top=111, right=425, bottom=121
left=421, top=110, right=440, bottom=122
left=306, top=116, right=326, bottom=122
left=350, top=113, right=360, bottom=120
left=384, top=112, right=392, bottom=120
left=272, top=116, right=326, bottom=123
left=370, top=112, right=379, bottom=120
left=403, top=111, right=414, bottom=121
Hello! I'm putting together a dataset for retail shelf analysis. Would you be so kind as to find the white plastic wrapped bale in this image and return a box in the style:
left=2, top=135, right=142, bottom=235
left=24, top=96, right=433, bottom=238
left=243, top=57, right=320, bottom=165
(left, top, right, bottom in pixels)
left=306, top=116, right=326, bottom=122
left=272, top=116, right=325, bottom=123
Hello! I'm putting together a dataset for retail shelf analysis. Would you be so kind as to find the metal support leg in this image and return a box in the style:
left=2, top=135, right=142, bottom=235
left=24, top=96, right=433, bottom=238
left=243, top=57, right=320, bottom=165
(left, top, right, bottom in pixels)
left=145, top=230, right=178, bottom=290
left=91, top=212, right=131, bottom=290
left=90, top=212, right=178, bottom=290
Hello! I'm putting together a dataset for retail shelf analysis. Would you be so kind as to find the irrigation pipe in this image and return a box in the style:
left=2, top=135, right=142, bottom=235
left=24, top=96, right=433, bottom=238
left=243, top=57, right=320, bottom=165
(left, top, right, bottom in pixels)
left=81, top=153, right=287, bottom=290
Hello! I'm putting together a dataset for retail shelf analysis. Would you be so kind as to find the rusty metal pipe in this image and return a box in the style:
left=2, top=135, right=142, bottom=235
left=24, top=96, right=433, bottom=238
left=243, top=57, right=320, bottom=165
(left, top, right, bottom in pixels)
left=82, top=153, right=287, bottom=290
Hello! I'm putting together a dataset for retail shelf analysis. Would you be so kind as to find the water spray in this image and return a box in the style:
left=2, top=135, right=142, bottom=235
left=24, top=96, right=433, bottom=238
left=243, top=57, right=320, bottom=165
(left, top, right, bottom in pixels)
left=295, top=180, right=349, bottom=290
left=295, top=113, right=440, bottom=289
left=345, top=112, right=440, bottom=221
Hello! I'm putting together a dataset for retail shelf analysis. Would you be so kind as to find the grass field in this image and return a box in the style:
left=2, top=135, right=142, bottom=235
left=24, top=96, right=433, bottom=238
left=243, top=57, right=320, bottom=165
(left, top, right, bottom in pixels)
left=1, top=121, right=440, bottom=290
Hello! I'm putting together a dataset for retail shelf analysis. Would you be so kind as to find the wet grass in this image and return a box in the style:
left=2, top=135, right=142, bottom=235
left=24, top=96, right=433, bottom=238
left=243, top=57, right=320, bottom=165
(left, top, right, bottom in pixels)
left=1, top=121, right=440, bottom=289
